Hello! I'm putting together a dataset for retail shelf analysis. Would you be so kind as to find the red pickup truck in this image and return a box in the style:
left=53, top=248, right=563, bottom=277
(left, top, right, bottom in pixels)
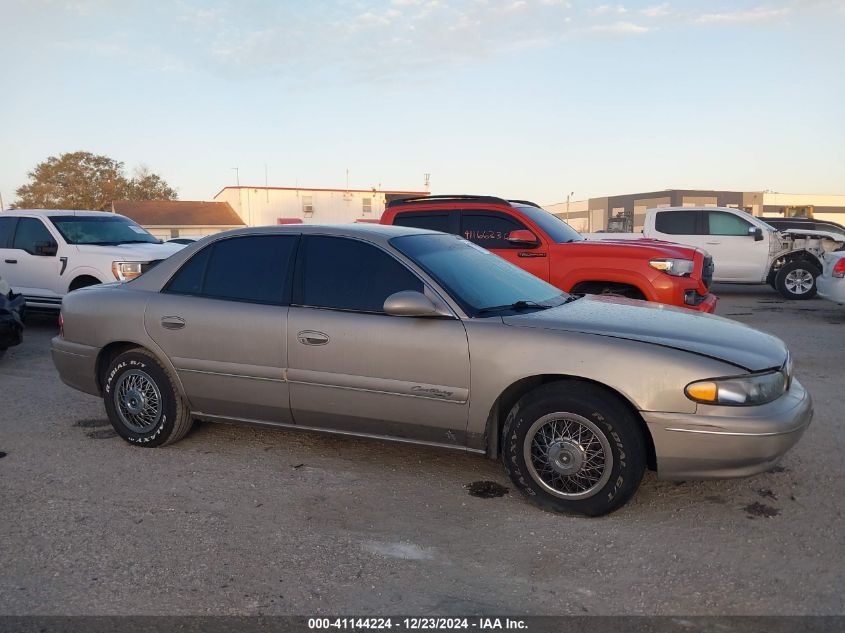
left=381, top=195, right=717, bottom=312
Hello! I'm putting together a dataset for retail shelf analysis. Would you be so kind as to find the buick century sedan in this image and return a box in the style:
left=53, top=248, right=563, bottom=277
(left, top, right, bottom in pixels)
left=52, top=224, right=812, bottom=516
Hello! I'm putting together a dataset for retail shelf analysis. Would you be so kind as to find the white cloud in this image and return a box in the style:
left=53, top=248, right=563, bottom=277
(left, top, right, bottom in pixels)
left=641, top=3, right=671, bottom=18
left=590, top=4, right=627, bottom=15
left=588, top=20, right=650, bottom=33
left=696, top=6, right=790, bottom=24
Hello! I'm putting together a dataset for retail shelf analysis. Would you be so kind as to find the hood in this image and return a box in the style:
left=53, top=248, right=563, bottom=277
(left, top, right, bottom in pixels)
left=569, top=239, right=701, bottom=259
left=781, top=228, right=845, bottom=244
left=502, top=294, right=787, bottom=372
left=74, top=241, right=185, bottom=261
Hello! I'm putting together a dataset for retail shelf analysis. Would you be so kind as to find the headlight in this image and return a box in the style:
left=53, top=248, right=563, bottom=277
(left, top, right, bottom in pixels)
left=112, top=261, right=144, bottom=281
left=685, top=369, right=788, bottom=406
left=649, top=258, right=694, bottom=276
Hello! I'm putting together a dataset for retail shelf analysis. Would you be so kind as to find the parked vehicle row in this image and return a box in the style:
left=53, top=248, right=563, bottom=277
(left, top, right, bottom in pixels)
left=380, top=196, right=717, bottom=312
left=52, top=223, right=812, bottom=517
left=587, top=206, right=845, bottom=300
left=0, top=210, right=184, bottom=310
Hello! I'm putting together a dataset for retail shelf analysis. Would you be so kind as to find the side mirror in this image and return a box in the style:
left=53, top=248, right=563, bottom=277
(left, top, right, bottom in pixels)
left=748, top=226, right=764, bottom=241
left=34, top=241, right=58, bottom=256
left=383, top=291, right=451, bottom=318
left=506, top=229, right=539, bottom=247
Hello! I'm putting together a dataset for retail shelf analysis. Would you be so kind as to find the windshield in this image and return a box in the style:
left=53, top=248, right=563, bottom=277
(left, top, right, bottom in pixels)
left=391, top=233, right=569, bottom=316
left=513, top=205, right=584, bottom=243
left=49, top=215, right=161, bottom=245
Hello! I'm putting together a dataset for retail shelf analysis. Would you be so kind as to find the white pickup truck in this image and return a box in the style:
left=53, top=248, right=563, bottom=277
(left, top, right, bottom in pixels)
left=587, top=206, right=845, bottom=299
left=0, top=209, right=185, bottom=309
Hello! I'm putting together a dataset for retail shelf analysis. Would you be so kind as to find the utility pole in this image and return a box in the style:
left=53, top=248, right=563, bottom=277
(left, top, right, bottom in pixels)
left=0, top=191, right=5, bottom=211
left=566, top=191, right=574, bottom=222
left=231, top=167, right=240, bottom=187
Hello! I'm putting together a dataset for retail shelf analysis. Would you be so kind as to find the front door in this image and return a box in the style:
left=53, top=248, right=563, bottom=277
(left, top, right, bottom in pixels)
left=287, top=235, right=471, bottom=447
left=144, top=234, right=298, bottom=423
left=702, top=211, right=770, bottom=282
left=460, top=210, right=550, bottom=281
left=0, top=217, right=61, bottom=300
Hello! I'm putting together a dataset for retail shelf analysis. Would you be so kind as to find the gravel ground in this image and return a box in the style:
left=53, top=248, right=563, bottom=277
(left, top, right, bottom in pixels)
left=0, top=286, right=843, bottom=616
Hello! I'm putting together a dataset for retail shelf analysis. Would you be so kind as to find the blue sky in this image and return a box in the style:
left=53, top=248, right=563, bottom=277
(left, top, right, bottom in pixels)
left=1, top=0, right=843, bottom=206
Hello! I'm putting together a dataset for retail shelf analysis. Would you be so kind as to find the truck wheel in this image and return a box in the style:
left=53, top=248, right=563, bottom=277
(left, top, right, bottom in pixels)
left=775, top=261, right=819, bottom=300
left=103, top=348, right=193, bottom=447
left=502, top=381, right=646, bottom=517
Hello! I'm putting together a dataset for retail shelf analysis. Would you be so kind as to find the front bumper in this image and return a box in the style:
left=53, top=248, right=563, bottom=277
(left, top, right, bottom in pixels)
left=642, top=378, right=812, bottom=480
left=51, top=336, right=101, bottom=396
left=684, top=291, right=718, bottom=314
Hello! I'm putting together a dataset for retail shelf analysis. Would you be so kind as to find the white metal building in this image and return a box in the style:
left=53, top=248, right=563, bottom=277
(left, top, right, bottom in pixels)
left=214, top=186, right=430, bottom=227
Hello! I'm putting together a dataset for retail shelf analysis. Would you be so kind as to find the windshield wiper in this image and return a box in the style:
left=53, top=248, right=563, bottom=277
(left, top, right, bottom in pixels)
left=476, top=300, right=552, bottom=316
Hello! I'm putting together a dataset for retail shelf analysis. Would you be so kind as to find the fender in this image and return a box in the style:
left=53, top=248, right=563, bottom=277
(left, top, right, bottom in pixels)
left=63, top=264, right=108, bottom=293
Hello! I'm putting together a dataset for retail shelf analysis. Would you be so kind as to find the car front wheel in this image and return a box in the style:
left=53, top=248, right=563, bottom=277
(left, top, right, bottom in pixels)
left=103, top=348, right=193, bottom=447
left=502, top=381, right=646, bottom=517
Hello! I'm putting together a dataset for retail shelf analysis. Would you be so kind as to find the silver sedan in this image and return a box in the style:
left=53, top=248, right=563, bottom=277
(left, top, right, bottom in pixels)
left=52, top=224, right=812, bottom=516
left=817, top=250, right=845, bottom=304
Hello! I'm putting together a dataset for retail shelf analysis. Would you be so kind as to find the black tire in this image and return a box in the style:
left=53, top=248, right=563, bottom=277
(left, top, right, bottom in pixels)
left=103, top=348, right=193, bottom=447
left=775, top=260, right=819, bottom=300
left=502, top=381, right=646, bottom=517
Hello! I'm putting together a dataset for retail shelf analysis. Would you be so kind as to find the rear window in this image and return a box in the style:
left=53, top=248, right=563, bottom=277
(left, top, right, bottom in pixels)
left=166, top=235, right=297, bottom=305
left=392, top=211, right=453, bottom=234
left=654, top=210, right=701, bottom=235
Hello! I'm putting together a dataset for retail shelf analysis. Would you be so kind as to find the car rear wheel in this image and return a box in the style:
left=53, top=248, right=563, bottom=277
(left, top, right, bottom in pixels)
left=775, top=260, right=819, bottom=300
left=502, top=381, right=646, bottom=517
left=103, top=348, right=193, bottom=447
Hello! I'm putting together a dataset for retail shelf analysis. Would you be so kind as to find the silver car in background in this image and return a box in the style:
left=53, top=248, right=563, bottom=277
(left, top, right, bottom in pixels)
left=817, top=250, right=845, bottom=304
left=51, top=225, right=812, bottom=516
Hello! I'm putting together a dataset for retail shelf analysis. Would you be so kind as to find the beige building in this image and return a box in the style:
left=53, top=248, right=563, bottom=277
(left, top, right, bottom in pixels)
left=112, top=200, right=245, bottom=240
left=214, top=186, right=429, bottom=226
left=545, top=189, right=845, bottom=232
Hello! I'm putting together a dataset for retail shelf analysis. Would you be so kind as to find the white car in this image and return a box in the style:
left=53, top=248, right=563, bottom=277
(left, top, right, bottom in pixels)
left=587, top=206, right=844, bottom=300
left=817, top=250, right=845, bottom=305
left=0, top=210, right=184, bottom=309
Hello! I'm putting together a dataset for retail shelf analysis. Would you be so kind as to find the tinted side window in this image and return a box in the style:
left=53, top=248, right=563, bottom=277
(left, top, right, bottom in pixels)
left=654, top=211, right=700, bottom=235
left=707, top=211, right=751, bottom=236
left=461, top=212, right=526, bottom=249
left=166, top=245, right=211, bottom=296
left=297, top=236, right=423, bottom=313
left=0, top=217, right=17, bottom=248
left=166, top=235, right=297, bottom=305
left=13, top=218, right=57, bottom=254
left=393, top=211, right=454, bottom=234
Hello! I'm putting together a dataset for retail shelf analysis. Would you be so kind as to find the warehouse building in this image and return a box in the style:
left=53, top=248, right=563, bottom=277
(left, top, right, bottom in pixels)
left=214, top=186, right=429, bottom=226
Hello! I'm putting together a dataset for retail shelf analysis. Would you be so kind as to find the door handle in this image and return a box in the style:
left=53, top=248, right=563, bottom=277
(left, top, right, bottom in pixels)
left=705, top=241, right=721, bottom=245
left=4, top=259, right=17, bottom=264
left=297, top=330, right=329, bottom=346
left=161, top=316, right=186, bottom=330
left=518, top=252, right=547, bottom=258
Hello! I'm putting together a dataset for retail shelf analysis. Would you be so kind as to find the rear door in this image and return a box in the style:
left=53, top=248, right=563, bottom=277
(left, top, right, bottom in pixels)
left=286, top=234, right=471, bottom=447
left=0, top=217, right=62, bottom=301
left=459, top=210, right=550, bottom=281
left=144, top=234, right=298, bottom=423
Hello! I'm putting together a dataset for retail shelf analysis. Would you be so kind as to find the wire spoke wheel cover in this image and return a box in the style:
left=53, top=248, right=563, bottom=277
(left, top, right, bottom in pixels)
left=523, top=412, right=613, bottom=500
left=784, top=269, right=814, bottom=294
left=114, top=369, right=163, bottom=434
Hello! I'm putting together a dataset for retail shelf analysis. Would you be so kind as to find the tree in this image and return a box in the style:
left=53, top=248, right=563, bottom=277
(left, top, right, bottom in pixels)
left=14, top=151, right=178, bottom=210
